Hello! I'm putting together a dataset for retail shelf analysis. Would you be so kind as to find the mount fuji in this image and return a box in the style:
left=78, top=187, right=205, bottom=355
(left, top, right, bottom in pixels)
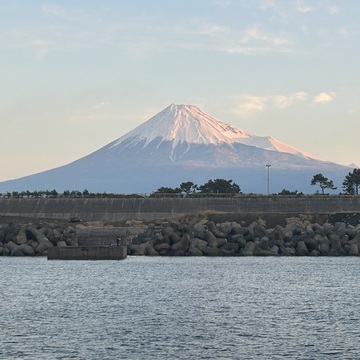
left=0, top=104, right=350, bottom=194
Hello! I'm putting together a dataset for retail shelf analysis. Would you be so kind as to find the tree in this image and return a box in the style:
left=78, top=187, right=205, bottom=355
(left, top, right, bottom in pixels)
left=179, top=181, right=198, bottom=195
left=342, top=168, right=360, bottom=195
left=277, top=189, right=303, bottom=196
left=198, top=179, right=241, bottom=194
left=154, top=186, right=181, bottom=194
left=49, top=189, right=58, bottom=197
left=310, top=173, right=337, bottom=194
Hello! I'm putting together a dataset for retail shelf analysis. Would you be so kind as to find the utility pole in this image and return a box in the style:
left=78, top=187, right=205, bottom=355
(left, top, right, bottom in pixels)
left=266, top=163, right=271, bottom=195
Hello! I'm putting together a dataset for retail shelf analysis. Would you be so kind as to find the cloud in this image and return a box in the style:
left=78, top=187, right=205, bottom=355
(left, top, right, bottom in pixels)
left=240, top=27, right=289, bottom=46
left=194, top=22, right=227, bottom=37
left=41, top=4, right=90, bottom=23
left=213, top=0, right=232, bottom=8
left=328, top=5, right=340, bottom=16
left=233, top=91, right=334, bottom=117
left=234, top=95, right=267, bottom=115
left=296, top=1, right=314, bottom=13
left=274, top=91, right=308, bottom=108
left=41, top=4, right=67, bottom=18
left=30, top=38, right=54, bottom=58
left=178, top=21, right=291, bottom=55
left=224, top=26, right=291, bottom=54
left=232, top=91, right=308, bottom=116
left=313, top=92, right=334, bottom=104
left=92, top=102, right=110, bottom=110
left=260, top=0, right=276, bottom=10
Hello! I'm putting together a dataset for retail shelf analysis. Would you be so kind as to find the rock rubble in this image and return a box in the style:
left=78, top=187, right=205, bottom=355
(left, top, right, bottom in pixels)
left=128, top=219, right=360, bottom=256
left=2, top=216, right=360, bottom=257
left=0, top=222, right=78, bottom=256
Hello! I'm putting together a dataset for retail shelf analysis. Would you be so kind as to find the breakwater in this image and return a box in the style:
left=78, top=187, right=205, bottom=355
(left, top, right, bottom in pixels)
left=47, top=246, right=127, bottom=260
left=0, top=222, right=78, bottom=256
left=0, top=221, right=128, bottom=258
left=1, top=196, right=360, bottom=222
left=1, top=196, right=360, bottom=257
left=1, top=213, right=360, bottom=257
left=129, top=218, right=360, bottom=256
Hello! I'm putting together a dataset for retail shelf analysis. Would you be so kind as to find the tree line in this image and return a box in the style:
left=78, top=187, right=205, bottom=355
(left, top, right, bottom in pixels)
left=153, top=169, right=360, bottom=196
left=0, top=189, right=143, bottom=199
left=1, top=169, right=360, bottom=198
left=151, top=179, right=241, bottom=197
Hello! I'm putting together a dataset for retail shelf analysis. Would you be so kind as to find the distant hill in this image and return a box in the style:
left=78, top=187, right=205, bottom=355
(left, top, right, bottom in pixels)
left=0, top=104, right=350, bottom=194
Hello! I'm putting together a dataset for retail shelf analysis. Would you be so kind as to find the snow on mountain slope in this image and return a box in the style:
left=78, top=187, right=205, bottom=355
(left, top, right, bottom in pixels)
left=109, top=103, right=319, bottom=161
left=110, top=104, right=249, bottom=149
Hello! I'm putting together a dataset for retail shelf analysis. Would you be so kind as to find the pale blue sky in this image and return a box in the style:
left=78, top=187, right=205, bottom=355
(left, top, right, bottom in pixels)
left=1, top=0, right=359, bottom=181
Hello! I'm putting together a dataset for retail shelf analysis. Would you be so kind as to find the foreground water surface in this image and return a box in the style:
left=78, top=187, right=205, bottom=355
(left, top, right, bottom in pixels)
left=1, top=256, right=360, bottom=359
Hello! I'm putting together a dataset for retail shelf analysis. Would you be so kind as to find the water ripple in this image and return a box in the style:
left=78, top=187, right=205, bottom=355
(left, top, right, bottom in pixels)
left=0, top=257, right=360, bottom=359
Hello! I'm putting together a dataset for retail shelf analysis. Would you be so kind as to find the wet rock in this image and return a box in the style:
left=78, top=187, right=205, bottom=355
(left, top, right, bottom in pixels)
left=188, top=246, right=203, bottom=256
left=330, top=234, right=342, bottom=254
left=129, top=243, right=148, bottom=255
left=235, top=237, right=247, bottom=249
left=154, top=243, right=170, bottom=256
left=205, top=231, right=227, bottom=248
left=65, top=238, right=78, bottom=247
left=303, top=235, right=318, bottom=252
left=349, top=243, right=359, bottom=256
left=171, top=234, right=190, bottom=252
left=309, top=249, right=319, bottom=256
left=319, top=236, right=330, bottom=255
left=5, top=222, right=19, bottom=243
left=270, top=245, right=279, bottom=255
left=218, top=222, right=232, bottom=237
left=248, top=222, right=267, bottom=240
left=0, top=229, right=5, bottom=243
left=189, top=238, right=208, bottom=251
left=296, top=241, right=309, bottom=256
left=202, top=246, right=221, bottom=256
left=10, top=244, right=35, bottom=256
left=146, top=245, right=159, bottom=256
left=323, top=223, right=335, bottom=236
left=193, top=223, right=206, bottom=239
left=162, top=226, right=175, bottom=236
left=334, top=222, right=347, bottom=238
left=56, top=241, right=68, bottom=247
left=207, top=221, right=226, bottom=238
left=242, top=241, right=256, bottom=256
left=221, top=243, right=240, bottom=253
left=28, top=226, right=53, bottom=254
left=2, top=247, right=10, bottom=256
left=283, top=247, right=296, bottom=256
left=6, top=241, right=18, bottom=251
left=170, top=232, right=182, bottom=244
left=14, top=226, right=28, bottom=245
left=259, top=237, right=269, bottom=250
left=305, top=224, right=315, bottom=237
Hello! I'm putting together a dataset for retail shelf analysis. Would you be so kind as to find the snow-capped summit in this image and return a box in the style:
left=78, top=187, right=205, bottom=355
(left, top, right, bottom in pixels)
left=110, top=103, right=251, bottom=149
left=0, top=103, right=350, bottom=194
left=109, top=103, right=318, bottom=161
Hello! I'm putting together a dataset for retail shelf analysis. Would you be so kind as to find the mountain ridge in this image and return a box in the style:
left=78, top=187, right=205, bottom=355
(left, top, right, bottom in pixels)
left=109, top=104, right=319, bottom=161
left=0, top=103, right=350, bottom=194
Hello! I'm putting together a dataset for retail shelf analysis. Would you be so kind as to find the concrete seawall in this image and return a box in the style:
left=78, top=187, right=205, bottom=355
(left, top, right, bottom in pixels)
left=1, top=196, right=360, bottom=222
left=47, top=246, right=127, bottom=260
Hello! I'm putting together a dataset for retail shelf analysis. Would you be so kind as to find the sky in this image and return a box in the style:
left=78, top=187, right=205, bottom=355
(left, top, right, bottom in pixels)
left=1, top=0, right=359, bottom=181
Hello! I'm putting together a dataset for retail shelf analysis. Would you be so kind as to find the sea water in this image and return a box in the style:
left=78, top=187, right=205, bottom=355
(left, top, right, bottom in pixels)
left=1, top=256, right=360, bottom=359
